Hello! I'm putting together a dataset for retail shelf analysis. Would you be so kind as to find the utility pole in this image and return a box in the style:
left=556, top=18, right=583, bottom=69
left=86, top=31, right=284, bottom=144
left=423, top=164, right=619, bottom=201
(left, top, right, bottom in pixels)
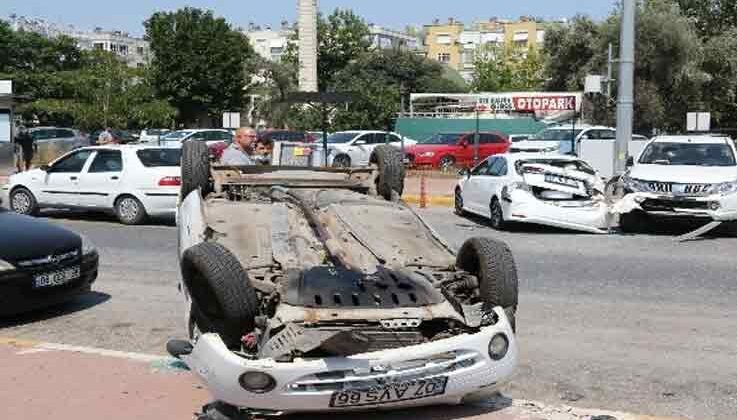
left=614, top=0, right=635, bottom=175
left=297, top=0, right=318, bottom=93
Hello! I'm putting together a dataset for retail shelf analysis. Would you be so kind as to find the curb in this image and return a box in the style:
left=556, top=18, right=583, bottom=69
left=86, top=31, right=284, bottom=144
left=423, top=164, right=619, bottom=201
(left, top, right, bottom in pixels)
left=403, top=194, right=454, bottom=207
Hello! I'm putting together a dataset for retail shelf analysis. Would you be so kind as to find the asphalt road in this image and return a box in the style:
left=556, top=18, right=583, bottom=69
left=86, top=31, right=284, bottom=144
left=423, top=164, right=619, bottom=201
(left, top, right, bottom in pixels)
left=1, top=209, right=735, bottom=420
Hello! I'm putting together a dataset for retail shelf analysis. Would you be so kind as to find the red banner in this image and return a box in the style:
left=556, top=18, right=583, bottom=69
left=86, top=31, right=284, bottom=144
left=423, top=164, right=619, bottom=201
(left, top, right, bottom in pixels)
left=513, top=96, right=577, bottom=112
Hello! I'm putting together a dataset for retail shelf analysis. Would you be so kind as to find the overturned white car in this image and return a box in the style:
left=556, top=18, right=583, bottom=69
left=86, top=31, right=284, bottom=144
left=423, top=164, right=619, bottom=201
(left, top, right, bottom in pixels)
left=455, top=153, right=608, bottom=234
left=170, top=142, right=519, bottom=418
left=618, top=135, right=737, bottom=232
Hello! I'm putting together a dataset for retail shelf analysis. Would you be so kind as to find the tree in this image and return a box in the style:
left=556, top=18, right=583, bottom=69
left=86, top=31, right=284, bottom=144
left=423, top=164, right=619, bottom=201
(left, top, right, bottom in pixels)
left=471, top=45, right=544, bottom=92
left=145, top=8, right=256, bottom=126
left=678, top=0, right=737, bottom=38
left=542, top=16, right=601, bottom=91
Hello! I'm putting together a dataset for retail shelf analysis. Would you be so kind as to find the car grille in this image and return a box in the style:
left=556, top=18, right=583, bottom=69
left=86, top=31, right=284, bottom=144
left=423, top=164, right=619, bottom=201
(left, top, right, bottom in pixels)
left=286, top=350, right=479, bottom=392
left=641, top=198, right=709, bottom=211
left=15, top=249, right=81, bottom=270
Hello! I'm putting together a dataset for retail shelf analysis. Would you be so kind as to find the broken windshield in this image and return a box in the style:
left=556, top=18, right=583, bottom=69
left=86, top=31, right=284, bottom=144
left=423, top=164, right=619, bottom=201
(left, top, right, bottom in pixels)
left=639, top=142, right=736, bottom=166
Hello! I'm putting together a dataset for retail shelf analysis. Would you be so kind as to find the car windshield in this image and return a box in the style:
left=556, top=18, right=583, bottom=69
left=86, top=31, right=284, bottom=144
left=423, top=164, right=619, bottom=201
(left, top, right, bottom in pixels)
left=419, top=134, right=462, bottom=145
left=136, top=148, right=182, bottom=167
left=327, top=132, right=360, bottom=144
left=530, top=128, right=583, bottom=141
left=161, top=131, right=192, bottom=141
left=639, top=142, right=736, bottom=166
left=515, top=159, right=596, bottom=175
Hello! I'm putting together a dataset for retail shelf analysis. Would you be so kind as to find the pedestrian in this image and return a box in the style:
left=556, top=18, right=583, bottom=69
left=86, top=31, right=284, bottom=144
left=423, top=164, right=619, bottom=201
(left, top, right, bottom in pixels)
left=14, top=126, right=35, bottom=172
left=253, top=137, right=274, bottom=165
left=220, top=127, right=258, bottom=166
left=98, top=127, right=114, bottom=145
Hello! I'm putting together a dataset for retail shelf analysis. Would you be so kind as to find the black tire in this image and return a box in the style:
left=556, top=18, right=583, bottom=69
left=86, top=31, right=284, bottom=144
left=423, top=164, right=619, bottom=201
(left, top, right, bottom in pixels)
left=115, top=195, right=147, bottom=225
left=9, top=187, right=39, bottom=216
left=332, top=154, right=351, bottom=168
left=370, top=144, right=405, bottom=201
left=181, top=141, right=211, bottom=199
left=456, top=237, right=519, bottom=330
left=181, top=242, right=259, bottom=349
left=439, top=155, right=456, bottom=172
left=619, top=210, right=650, bottom=233
left=454, top=187, right=466, bottom=216
left=489, top=197, right=506, bottom=230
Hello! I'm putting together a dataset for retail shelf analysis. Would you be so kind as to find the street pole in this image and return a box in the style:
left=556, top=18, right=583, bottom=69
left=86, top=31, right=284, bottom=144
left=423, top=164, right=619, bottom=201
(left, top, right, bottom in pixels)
left=474, top=106, right=480, bottom=164
left=614, top=0, right=635, bottom=175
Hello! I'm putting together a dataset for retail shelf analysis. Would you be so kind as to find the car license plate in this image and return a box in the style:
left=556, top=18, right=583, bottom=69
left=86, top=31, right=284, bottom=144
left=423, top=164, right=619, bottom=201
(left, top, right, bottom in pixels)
left=544, top=174, right=580, bottom=188
left=33, top=266, right=80, bottom=289
left=329, top=376, right=448, bottom=408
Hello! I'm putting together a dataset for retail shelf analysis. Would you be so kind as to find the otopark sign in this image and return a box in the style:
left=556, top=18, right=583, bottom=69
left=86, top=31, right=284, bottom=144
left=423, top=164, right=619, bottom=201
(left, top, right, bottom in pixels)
left=476, top=92, right=581, bottom=113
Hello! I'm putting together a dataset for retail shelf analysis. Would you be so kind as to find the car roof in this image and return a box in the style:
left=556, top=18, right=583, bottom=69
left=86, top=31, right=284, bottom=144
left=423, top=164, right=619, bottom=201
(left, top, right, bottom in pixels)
left=650, top=135, right=733, bottom=144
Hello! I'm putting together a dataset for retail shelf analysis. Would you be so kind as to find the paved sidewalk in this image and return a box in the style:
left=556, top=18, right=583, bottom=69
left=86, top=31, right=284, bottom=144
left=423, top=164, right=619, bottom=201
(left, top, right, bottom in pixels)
left=403, top=175, right=457, bottom=207
left=0, top=339, right=682, bottom=420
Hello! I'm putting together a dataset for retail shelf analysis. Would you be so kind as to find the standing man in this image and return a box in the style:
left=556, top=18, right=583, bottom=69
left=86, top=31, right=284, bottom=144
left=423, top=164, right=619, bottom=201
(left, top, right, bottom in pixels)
left=98, top=127, right=114, bottom=145
left=14, top=126, right=35, bottom=172
left=220, top=127, right=258, bottom=166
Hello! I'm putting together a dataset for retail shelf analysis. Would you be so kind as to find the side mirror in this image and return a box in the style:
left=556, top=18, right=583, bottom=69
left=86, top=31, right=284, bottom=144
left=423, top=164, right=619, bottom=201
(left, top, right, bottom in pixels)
left=626, top=156, right=634, bottom=167
left=458, top=168, right=470, bottom=178
left=40, top=164, right=50, bottom=172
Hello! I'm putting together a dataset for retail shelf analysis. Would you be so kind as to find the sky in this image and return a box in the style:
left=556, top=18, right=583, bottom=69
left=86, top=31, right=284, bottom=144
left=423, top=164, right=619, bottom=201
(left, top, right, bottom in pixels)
left=1, top=1, right=614, bottom=36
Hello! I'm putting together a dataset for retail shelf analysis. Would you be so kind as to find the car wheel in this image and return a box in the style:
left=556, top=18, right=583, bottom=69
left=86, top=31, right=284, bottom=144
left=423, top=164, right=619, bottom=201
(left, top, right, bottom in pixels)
left=10, top=187, right=39, bottom=216
left=619, top=210, right=650, bottom=234
left=332, top=154, right=351, bottom=168
left=181, top=141, right=211, bottom=199
left=181, top=242, right=259, bottom=349
left=115, top=196, right=147, bottom=225
left=370, top=144, right=405, bottom=201
left=489, top=197, right=506, bottom=230
left=439, top=155, right=456, bottom=172
left=456, top=237, right=519, bottom=332
left=454, top=187, right=466, bottom=216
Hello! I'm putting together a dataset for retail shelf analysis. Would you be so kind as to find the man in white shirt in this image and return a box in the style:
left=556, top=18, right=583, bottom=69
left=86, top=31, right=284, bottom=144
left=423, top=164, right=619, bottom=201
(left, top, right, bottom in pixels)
left=220, top=127, right=257, bottom=166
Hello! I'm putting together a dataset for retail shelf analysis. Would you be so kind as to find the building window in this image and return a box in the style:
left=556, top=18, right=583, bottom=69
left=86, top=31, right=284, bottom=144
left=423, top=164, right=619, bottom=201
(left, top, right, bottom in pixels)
left=435, top=34, right=452, bottom=45
left=119, top=45, right=128, bottom=55
left=93, top=42, right=104, bottom=50
left=110, top=43, right=118, bottom=53
left=437, top=53, right=451, bottom=63
left=461, top=51, right=475, bottom=64
left=137, top=46, right=145, bottom=55
left=137, top=63, right=144, bottom=69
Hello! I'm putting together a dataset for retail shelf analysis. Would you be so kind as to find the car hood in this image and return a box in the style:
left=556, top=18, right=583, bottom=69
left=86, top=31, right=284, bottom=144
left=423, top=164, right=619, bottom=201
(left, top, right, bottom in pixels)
left=629, top=164, right=737, bottom=184
left=10, top=169, right=45, bottom=184
left=0, top=210, right=82, bottom=263
left=509, top=140, right=560, bottom=151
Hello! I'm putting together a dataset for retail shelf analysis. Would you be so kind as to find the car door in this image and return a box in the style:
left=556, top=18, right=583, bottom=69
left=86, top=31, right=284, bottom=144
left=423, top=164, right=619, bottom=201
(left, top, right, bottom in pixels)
left=456, top=134, right=476, bottom=167
left=462, top=157, right=494, bottom=214
left=480, top=133, right=509, bottom=160
left=37, top=149, right=94, bottom=206
left=479, top=156, right=509, bottom=218
left=76, top=149, right=123, bottom=209
left=350, top=133, right=376, bottom=167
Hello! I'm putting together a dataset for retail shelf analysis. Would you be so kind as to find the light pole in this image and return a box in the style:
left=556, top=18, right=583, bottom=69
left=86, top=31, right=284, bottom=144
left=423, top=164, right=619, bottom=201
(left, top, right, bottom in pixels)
left=614, top=0, right=635, bottom=175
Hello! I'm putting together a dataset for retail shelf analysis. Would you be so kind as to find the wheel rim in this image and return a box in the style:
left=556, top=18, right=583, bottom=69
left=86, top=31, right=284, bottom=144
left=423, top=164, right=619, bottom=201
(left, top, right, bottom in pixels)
left=491, top=201, right=503, bottom=227
left=334, top=156, right=349, bottom=168
left=118, top=198, right=139, bottom=222
left=455, top=190, right=463, bottom=213
left=11, top=191, right=31, bottom=214
left=440, top=157, right=454, bottom=172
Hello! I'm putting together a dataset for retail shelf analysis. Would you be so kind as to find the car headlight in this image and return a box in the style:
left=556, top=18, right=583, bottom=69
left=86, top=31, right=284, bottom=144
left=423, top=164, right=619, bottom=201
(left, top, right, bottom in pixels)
left=0, top=258, right=16, bottom=273
left=622, top=175, right=650, bottom=193
left=710, top=180, right=737, bottom=196
left=488, top=333, right=509, bottom=361
left=419, top=151, right=436, bottom=158
left=79, top=234, right=97, bottom=255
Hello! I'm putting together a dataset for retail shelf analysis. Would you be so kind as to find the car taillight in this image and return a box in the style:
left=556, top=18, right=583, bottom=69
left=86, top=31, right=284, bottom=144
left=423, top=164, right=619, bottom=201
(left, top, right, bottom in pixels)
left=159, top=176, right=181, bottom=186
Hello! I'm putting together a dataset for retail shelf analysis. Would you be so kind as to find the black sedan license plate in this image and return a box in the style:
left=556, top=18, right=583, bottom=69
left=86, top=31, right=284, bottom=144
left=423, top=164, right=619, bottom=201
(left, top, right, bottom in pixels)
left=33, top=266, right=80, bottom=289
left=329, top=376, right=448, bottom=408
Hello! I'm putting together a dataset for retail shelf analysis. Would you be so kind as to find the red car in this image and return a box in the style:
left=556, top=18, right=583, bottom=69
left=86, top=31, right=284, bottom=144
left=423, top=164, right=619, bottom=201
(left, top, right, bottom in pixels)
left=405, top=132, right=510, bottom=170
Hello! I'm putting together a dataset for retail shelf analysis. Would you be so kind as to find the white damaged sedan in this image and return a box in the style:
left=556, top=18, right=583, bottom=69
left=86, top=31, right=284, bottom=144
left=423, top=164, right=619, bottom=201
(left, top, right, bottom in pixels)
left=455, top=153, right=608, bottom=234
left=616, top=135, right=737, bottom=232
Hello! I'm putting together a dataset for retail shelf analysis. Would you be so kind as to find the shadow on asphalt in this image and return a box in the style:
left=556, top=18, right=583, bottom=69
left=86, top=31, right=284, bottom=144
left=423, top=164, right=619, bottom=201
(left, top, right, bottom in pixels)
left=0, top=291, right=111, bottom=329
left=281, top=393, right=513, bottom=420
left=455, top=212, right=597, bottom=235
left=38, top=209, right=176, bottom=227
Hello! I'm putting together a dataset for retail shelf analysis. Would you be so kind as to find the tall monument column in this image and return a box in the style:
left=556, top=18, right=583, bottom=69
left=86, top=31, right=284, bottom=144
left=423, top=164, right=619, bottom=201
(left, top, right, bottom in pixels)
left=297, top=0, right=318, bottom=92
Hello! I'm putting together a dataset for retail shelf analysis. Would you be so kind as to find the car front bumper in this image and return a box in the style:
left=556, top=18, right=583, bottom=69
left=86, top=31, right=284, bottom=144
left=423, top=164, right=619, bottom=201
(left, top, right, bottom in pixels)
left=616, top=192, right=737, bottom=221
left=503, top=190, right=609, bottom=234
left=0, top=252, right=98, bottom=316
left=181, top=306, right=517, bottom=414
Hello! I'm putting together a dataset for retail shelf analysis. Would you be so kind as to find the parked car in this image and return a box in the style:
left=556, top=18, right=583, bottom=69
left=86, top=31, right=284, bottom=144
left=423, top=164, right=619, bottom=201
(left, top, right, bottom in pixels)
left=455, top=153, right=608, bottom=233
left=326, top=131, right=417, bottom=168
left=139, top=129, right=171, bottom=143
left=258, top=130, right=315, bottom=143
left=307, top=131, right=330, bottom=142
left=169, top=141, right=518, bottom=417
left=0, top=205, right=98, bottom=316
left=29, top=127, right=89, bottom=162
left=618, top=134, right=737, bottom=232
left=89, top=129, right=138, bottom=145
left=510, top=125, right=616, bottom=155
left=2, top=145, right=181, bottom=225
left=405, top=132, right=510, bottom=171
left=509, top=134, right=531, bottom=143
left=159, top=129, right=233, bottom=147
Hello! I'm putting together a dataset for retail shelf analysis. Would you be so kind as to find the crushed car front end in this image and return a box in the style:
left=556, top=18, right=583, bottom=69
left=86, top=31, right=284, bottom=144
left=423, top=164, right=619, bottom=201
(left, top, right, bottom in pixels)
left=182, top=306, right=516, bottom=413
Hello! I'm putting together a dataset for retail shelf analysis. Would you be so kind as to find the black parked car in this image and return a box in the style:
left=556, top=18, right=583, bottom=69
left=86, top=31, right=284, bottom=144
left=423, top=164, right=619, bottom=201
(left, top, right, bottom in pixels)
left=0, top=206, right=98, bottom=316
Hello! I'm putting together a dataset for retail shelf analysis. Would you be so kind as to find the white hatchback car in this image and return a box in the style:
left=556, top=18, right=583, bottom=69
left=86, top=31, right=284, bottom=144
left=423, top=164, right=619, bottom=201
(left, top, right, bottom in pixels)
left=326, top=131, right=416, bottom=168
left=455, top=153, right=609, bottom=234
left=2, top=145, right=181, bottom=224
